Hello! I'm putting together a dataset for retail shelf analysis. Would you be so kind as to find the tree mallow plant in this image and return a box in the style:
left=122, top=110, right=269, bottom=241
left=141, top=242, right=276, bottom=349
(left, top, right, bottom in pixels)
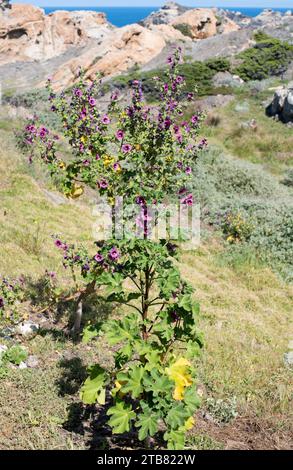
left=22, top=48, right=206, bottom=449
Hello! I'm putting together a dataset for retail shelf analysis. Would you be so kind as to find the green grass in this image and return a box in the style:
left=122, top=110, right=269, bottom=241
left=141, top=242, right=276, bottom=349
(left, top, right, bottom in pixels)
left=0, top=100, right=292, bottom=449
left=199, top=88, right=293, bottom=176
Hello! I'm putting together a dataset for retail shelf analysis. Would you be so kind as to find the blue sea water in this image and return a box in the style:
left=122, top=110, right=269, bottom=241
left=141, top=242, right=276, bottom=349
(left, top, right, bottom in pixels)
left=44, top=7, right=291, bottom=28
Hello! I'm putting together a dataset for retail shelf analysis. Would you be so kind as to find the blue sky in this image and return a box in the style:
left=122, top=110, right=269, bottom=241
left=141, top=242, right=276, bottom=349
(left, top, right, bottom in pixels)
left=10, top=1, right=293, bottom=8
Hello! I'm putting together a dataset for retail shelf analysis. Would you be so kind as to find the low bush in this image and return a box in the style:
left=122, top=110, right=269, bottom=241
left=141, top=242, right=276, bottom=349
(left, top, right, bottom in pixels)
left=235, top=32, right=293, bottom=81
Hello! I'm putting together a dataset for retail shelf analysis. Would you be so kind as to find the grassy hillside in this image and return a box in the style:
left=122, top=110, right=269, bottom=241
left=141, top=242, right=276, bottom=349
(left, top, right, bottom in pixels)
left=0, top=95, right=292, bottom=450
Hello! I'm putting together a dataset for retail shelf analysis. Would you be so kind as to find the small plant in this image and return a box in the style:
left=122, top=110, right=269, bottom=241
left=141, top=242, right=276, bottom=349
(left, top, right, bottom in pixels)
left=221, top=211, right=254, bottom=243
left=235, top=32, right=293, bottom=81
left=173, top=23, right=194, bottom=39
left=0, top=277, right=24, bottom=321
left=205, top=396, right=238, bottom=424
left=3, top=345, right=28, bottom=366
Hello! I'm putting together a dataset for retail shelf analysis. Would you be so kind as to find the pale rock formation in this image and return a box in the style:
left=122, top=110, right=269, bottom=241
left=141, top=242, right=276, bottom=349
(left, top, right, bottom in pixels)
left=0, top=4, right=112, bottom=65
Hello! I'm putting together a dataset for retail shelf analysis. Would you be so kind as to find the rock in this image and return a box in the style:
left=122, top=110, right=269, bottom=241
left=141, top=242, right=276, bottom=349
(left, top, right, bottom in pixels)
left=141, top=2, right=189, bottom=27
left=0, top=4, right=113, bottom=66
left=50, top=23, right=168, bottom=90
left=26, top=355, right=39, bottom=368
left=16, top=321, right=39, bottom=338
left=235, top=101, right=250, bottom=113
left=18, top=361, right=28, bottom=369
left=0, top=326, right=15, bottom=338
left=212, top=71, right=244, bottom=88
left=284, top=351, right=293, bottom=367
left=0, top=344, right=8, bottom=357
left=266, top=84, right=293, bottom=123
left=195, top=94, right=234, bottom=112
left=171, top=9, right=218, bottom=40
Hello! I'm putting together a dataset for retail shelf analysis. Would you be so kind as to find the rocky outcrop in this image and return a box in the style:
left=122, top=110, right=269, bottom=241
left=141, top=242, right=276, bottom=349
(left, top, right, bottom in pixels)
left=0, top=4, right=113, bottom=65
left=266, top=83, right=293, bottom=123
left=50, top=24, right=169, bottom=90
left=141, top=2, right=189, bottom=27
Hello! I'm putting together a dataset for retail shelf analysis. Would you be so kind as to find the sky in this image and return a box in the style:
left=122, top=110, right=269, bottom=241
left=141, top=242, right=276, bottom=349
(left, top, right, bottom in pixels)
left=10, top=1, right=293, bottom=9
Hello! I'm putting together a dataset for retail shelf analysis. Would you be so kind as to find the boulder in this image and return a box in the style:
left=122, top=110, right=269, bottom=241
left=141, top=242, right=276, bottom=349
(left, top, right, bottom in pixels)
left=212, top=71, right=244, bottom=88
left=16, top=321, right=39, bottom=338
left=141, top=2, right=189, bottom=27
left=171, top=9, right=218, bottom=40
left=0, top=4, right=112, bottom=65
left=266, top=84, right=293, bottom=123
left=50, top=24, right=168, bottom=90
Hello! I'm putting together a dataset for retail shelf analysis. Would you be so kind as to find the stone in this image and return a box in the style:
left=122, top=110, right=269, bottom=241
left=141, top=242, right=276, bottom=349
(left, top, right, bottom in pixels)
left=0, top=4, right=112, bottom=66
left=212, top=71, right=244, bottom=88
left=26, top=355, right=39, bottom=368
left=284, top=351, right=293, bottom=367
left=16, top=321, right=39, bottom=338
left=18, top=361, right=28, bottom=369
left=235, top=101, right=250, bottom=113
left=0, top=326, right=15, bottom=337
left=0, top=344, right=8, bottom=357
left=266, top=84, right=293, bottom=123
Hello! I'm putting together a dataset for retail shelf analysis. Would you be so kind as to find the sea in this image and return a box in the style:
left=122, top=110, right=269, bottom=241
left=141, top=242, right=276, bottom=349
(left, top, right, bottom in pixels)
left=44, top=7, right=291, bottom=28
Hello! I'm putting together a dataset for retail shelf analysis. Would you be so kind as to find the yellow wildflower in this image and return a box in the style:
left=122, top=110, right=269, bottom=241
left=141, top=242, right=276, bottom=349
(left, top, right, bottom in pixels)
left=166, top=357, right=193, bottom=401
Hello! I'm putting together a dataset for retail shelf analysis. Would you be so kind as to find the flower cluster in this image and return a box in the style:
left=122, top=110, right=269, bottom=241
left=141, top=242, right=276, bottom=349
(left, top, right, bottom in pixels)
left=22, top=48, right=205, bottom=212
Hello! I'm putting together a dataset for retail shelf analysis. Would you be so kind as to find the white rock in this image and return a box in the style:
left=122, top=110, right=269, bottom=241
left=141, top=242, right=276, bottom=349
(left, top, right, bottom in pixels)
left=18, top=361, right=28, bottom=369
left=284, top=351, right=293, bottom=367
left=16, top=321, right=39, bottom=338
left=26, top=355, right=39, bottom=368
left=0, top=344, right=8, bottom=358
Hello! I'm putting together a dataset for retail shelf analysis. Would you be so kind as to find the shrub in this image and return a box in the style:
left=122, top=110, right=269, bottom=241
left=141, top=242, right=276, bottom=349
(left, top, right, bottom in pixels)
left=235, top=32, right=293, bottom=81
left=173, top=23, right=193, bottom=39
left=21, top=49, right=205, bottom=449
left=111, top=57, right=231, bottom=100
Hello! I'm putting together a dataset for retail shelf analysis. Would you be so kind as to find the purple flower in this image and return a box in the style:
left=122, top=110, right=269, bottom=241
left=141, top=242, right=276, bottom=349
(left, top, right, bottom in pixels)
left=173, top=125, right=180, bottom=135
left=111, top=91, right=119, bottom=101
left=94, top=253, right=104, bottom=264
left=39, top=127, right=49, bottom=138
left=74, top=89, right=83, bottom=98
left=108, top=247, right=120, bottom=261
left=74, top=255, right=80, bottom=262
left=89, top=97, right=96, bottom=106
left=178, top=187, right=187, bottom=195
left=177, top=161, right=183, bottom=170
left=127, top=107, right=134, bottom=118
left=167, top=56, right=173, bottom=65
left=191, top=115, right=199, bottom=125
left=198, top=138, right=208, bottom=149
left=83, top=159, right=90, bottom=166
left=80, top=108, right=87, bottom=120
left=113, top=163, right=121, bottom=171
left=176, top=75, right=185, bottom=84
left=181, top=194, right=193, bottom=206
left=102, top=114, right=110, bottom=125
left=176, top=133, right=183, bottom=144
left=163, top=83, right=169, bottom=93
left=136, top=196, right=146, bottom=206
left=132, top=80, right=140, bottom=88
left=79, top=143, right=85, bottom=153
left=164, top=117, right=172, bottom=130
left=46, top=271, right=56, bottom=279
left=95, top=154, right=101, bottom=160
left=99, top=179, right=108, bottom=189
left=122, top=143, right=132, bottom=154
left=82, top=264, right=90, bottom=272
left=185, top=166, right=192, bottom=175
left=55, top=239, right=63, bottom=248
left=116, top=129, right=124, bottom=140
left=187, top=93, right=194, bottom=101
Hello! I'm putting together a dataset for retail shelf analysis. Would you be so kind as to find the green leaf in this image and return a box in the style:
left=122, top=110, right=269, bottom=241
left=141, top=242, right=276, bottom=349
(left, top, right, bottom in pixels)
left=143, top=369, right=173, bottom=396
left=107, top=400, right=136, bottom=434
left=104, top=313, right=140, bottom=345
left=120, top=365, right=145, bottom=398
left=82, top=323, right=101, bottom=344
left=165, top=402, right=190, bottom=429
left=135, top=410, right=159, bottom=441
left=80, top=365, right=106, bottom=405
left=183, top=386, right=201, bottom=414
left=164, top=429, right=185, bottom=450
